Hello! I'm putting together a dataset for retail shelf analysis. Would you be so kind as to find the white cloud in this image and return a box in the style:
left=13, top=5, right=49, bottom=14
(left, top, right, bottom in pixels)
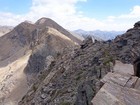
left=0, top=0, right=140, bottom=31
left=118, top=5, right=140, bottom=18
left=105, top=5, right=140, bottom=31
left=0, top=12, right=24, bottom=26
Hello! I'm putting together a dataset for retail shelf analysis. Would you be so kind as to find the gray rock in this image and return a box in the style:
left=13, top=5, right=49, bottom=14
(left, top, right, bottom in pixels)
left=75, top=81, right=98, bottom=105
left=134, top=21, right=140, bottom=28
left=92, top=82, right=140, bottom=105
left=41, top=94, right=47, bottom=99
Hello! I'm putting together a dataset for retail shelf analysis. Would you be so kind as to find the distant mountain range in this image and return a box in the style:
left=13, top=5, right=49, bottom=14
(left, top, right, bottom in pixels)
left=0, top=26, right=13, bottom=37
left=74, top=29, right=125, bottom=41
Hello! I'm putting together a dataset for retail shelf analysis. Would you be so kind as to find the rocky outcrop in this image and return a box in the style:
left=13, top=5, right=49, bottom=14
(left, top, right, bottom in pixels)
left=134, top=21, right=140, bottom=28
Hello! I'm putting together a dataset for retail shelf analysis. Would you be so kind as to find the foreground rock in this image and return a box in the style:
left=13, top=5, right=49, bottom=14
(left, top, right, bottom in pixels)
left=92, top=82, right=140, bottom=105
left=92, top=71, right=140, bottom=105
left=92, top=60, right=140, bottom=105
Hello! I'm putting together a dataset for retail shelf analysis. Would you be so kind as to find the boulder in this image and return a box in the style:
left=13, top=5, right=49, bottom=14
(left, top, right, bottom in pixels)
left=101, top=72, right=131, bottom=87
left=113, top=60, right=134, bottom=75
left=92, top=82, right=140, bottom=105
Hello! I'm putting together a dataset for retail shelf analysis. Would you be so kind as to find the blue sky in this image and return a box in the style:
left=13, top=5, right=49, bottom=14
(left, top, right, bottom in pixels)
left=0, top=0, right=140, bottom=31
left=0, top=0, right=32, bottom=14
left=77, top=0, right=140, bottom=19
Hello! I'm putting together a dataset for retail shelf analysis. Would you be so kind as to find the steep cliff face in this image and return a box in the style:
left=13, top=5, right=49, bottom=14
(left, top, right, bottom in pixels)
left=19, top=21, right=140, bottom=105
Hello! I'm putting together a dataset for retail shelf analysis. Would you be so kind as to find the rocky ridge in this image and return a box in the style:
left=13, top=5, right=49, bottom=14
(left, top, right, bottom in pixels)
left=19, top=21, right=140, bottom=105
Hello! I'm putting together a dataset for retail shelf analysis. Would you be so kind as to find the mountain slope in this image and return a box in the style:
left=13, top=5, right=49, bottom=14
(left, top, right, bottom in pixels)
left=19, top=21, right=140, bottom=105
left=0, top=22, right=36, bottom=67
left=0, top=18, right=80, bottom=105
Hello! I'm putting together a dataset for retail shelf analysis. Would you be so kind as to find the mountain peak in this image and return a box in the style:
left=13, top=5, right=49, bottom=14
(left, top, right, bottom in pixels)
left=12, top=21, right=37, bottom=37
left=15, top=21, right=36, bottom=30
left=35, top=17, right=82, bottom=44
left=35, top=17, right=54, bottom=26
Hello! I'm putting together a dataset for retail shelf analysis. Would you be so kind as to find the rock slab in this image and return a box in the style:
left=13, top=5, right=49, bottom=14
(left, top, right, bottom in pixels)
left=92, top=82, right=140, bottom=105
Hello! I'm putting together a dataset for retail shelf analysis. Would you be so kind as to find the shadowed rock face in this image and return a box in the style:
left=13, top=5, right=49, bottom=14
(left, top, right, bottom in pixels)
left=75, top=80, right=102, bottom=105
left=133, top=57, right=140, bottom=77
left=134, top=21, right=140, bottom=28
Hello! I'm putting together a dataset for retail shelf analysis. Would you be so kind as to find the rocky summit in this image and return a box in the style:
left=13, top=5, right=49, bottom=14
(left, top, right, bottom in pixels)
left=18, top=21, right=140, bottom=105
